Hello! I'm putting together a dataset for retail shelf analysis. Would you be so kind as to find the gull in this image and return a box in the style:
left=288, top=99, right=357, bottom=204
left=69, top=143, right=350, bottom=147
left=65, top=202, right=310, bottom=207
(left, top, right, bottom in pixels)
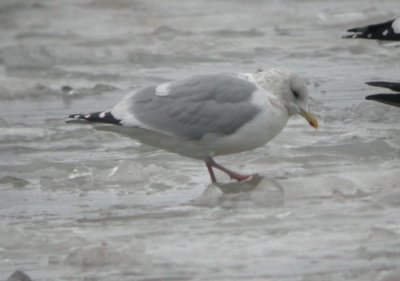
left=343, top=17, right=400, bottom=108
left=365, top=81, right=400, bottom=107
left=66, top=69, right=318, bottom=183
left=343, top=16, right=400, bottom=41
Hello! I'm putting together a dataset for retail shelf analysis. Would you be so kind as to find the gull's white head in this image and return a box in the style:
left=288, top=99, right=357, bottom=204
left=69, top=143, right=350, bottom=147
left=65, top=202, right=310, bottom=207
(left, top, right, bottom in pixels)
left=255, top=68, right=318, bottom=129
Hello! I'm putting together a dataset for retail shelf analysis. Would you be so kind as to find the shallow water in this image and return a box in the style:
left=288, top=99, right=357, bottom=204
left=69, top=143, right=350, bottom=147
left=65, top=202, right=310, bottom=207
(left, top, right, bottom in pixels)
left=1, top=0, right=400, bottom=280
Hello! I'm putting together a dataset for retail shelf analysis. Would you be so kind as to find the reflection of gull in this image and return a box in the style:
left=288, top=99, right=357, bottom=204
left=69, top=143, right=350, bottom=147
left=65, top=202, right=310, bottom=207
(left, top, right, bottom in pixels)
left=67, top=69, right=318, bottom=183
left=366, top=81, right=400, bottom=108
left=343, top=17, right=400, bottom=40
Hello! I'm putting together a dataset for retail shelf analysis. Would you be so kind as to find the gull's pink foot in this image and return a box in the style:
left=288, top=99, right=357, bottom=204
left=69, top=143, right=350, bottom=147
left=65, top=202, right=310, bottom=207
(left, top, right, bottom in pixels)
left=228, top=173, right=252, bottom=182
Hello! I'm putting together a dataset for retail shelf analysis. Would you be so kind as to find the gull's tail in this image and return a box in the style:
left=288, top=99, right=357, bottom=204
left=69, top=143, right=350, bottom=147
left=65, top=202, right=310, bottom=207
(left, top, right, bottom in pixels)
left=66, top=111, right=121, bottom=125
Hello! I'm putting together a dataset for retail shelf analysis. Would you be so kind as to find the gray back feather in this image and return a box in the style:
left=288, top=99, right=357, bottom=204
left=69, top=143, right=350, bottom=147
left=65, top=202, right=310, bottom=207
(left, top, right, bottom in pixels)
left=131, top=74, right=260, bottom=140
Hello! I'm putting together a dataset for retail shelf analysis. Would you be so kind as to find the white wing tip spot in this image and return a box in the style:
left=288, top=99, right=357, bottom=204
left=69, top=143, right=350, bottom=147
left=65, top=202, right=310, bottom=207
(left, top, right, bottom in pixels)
left=392, top=18, right=400, bottom=34
left=382, top=29, right=389, bottom=36
left=99, top=112, right=106, bottom=118
left=84, top=114, right=90, bottom=119
left=155, top=82, right=171, bottom=96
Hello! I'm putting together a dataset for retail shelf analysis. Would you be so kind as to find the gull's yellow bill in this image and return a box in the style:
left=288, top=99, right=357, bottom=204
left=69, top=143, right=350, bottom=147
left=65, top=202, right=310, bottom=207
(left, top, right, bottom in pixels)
left=300, top=109, right=318, bottom=129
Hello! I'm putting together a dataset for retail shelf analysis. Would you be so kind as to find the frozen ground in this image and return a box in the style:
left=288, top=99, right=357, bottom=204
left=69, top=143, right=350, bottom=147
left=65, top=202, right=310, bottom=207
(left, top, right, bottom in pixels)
left=1, top=0, right=400, bottom=280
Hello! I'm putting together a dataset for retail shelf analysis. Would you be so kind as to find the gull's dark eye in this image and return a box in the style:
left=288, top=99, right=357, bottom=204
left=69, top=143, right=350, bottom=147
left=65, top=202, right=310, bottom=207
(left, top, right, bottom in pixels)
left=293, top=91, right=300, bottom=98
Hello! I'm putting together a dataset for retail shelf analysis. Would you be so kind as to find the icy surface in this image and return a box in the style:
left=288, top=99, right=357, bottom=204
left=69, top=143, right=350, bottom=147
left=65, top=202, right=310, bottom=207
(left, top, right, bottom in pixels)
left=1, top=0, right=400, bottom=280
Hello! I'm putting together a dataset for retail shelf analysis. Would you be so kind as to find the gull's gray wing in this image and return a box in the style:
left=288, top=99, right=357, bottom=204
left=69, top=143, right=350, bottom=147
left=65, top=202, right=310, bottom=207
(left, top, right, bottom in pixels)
left=112, top=74, right=261, bottom=140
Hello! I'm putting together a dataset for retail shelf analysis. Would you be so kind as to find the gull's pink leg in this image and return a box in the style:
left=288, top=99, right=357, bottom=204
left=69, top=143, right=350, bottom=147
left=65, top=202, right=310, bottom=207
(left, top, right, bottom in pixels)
left=205, top=159, right=217, bottom=183
left=205, top=157, right=252, bottom=183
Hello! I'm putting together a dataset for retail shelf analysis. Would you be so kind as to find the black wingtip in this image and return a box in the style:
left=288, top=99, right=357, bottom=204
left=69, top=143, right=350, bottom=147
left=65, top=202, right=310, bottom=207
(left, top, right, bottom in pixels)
left=66, top=111, right=122, bottom=125
left=344, top=19, right=400, bottom=41
left=346, top=26, right=365, bottom=33
left=365, top=95, right=375, bottom=101
left=343, top=26, right=370, bottom=39
left=366, top=81, right=400, bottom=92
left=365, top=93, right=400, bottom=108
left=65, top=114, right=89, bottom=124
